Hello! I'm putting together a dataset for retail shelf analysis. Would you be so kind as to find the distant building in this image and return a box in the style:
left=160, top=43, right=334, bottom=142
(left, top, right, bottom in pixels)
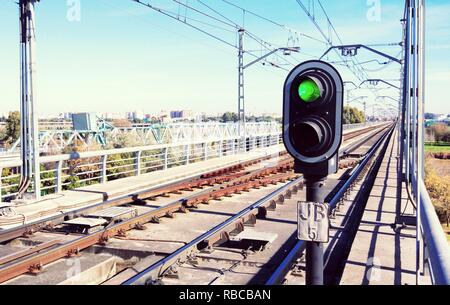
left=126, top=112, right=134, bottom=120
left=170, top=110, right=192, bottom=120
left=170, top=111, right=182, bottom=119
left=425, top=113, right=450, bottom=127
left=59, top=112, right=73, bottom=120
left=100, top=112, right=127, bottom=120
left=157, top=110, right=170, bottom=123
left=194, top=112, right=207, bottom=122
left=71, top=112, right=98, bottom=131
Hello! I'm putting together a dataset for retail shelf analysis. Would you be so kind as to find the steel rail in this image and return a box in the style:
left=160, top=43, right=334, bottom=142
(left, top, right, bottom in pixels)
left=265, top=123, right=396, bottom=285
left=0, top=123, right=382, bottom=202
left=0, top=124, right=386, bottom=283
left=122, top=177, right=304, bottom=285
left=0, top=161, right=295, bottom=284
left=340, top=123, right=392, bottom=157
left=0, top=124, right=386, bottom=238
left=122, top=124, right=393, bottom=285
left=0, top=152, right=288, bottom=243
left=341, top=123, right=390, bottom=142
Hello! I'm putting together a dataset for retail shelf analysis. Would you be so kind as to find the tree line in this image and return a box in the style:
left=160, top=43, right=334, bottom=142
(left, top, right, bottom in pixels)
left=0, top=111, right=20, bottom=146
left=426, top=123, right=450, bottom=144
left=343, top=106, right=365, bottom=124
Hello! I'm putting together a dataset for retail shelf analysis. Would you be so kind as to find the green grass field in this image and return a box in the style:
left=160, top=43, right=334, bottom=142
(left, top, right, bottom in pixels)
left=425, top=144, right=450, bottom=153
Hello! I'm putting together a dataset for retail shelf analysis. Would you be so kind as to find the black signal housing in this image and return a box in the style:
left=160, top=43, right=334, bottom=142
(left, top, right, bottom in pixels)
left=283, top=60, right=344, bottom=175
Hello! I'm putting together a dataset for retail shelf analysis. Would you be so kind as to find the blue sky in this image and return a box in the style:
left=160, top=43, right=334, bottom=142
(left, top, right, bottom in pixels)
left=0, top=0, right=449, bottom=117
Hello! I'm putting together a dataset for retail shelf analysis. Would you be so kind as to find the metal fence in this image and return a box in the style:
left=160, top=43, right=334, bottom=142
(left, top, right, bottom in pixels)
left=0, top=133, right=282, bottom=202
left=401, top=0, right=450, bottom=285
left=0, top=122, right=375, bottom=203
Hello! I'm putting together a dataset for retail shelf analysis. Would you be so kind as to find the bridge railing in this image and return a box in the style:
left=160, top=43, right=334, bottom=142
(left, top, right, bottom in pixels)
left=419, top=180, right=450, bottom=284
left=401, top=0, right=450, bottom=285
left=0, top=122, right=373, bottom=202
left=0, top=133, right=282, bottom=202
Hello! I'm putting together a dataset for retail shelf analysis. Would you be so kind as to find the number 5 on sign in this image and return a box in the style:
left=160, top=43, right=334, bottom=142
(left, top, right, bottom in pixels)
left=298, top=202, right=329, bottom=243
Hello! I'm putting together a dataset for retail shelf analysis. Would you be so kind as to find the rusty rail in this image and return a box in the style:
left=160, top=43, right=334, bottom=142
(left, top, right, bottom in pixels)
left=0, top=160, right=295, bottom=283
left=0, top=152, right=289, bottom=243
left=122, top=176, right=304, bottom=285
left=0, top=123, right=388, bottom=284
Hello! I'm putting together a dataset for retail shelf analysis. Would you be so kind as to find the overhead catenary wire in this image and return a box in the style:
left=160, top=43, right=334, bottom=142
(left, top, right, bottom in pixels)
left=110, top=0, right=399, bottom=96
left=95, top=0, right=236, bottom=57
left=195, top=0, right=240, bottom=28
left=129, top=0, right=329, bottom=72
left=219, top=0, right=327, bottom=45
left=294, top=0, right=392, bottom=103
left=130, top=0, right=296, bottom=72
left=131, top=0, right=238, bottom=49
left=295, top=0, right=374, bottom=84
left=172, top=0, right=238, bottom=29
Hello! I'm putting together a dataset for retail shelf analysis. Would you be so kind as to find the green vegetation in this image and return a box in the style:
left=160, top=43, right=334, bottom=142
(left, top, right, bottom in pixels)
left=220, top=112, right=278, bottom=123
left=426, top=161, right=450, bottom=227
left=2, top=111, right=20, bottom=145
left=0, top=129, right=5, bottom=142
left=425, top=125, right=450, bottom=228
left=425, top=144, right=450, bottom=153
left=426, top=123, right=450, bottom=144
left=221, top=112, right=239, bottom=123
left=343, top=106, right=365, bottom=124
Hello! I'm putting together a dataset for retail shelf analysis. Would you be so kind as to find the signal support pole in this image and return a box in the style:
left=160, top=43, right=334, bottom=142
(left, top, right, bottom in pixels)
left=304, top=174, right=327, bottom=285
left=283, top=60, right=343, bottom=286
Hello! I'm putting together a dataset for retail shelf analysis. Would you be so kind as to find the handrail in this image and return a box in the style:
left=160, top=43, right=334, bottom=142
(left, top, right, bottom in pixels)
left=419, top=179, right=450, bottom=284
left=0, top=123, right=382, bottom=166
left=0, top=122, right=384, bottom=201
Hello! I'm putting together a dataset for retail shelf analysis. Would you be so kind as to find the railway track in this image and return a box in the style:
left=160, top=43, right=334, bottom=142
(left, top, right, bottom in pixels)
left=0, top=123, right=391, bottom=285
left=0, top=152, right=291, bottom=241
left=120, top=123, right=395, bottom=285
left=266, top=123, right=396, bottom=285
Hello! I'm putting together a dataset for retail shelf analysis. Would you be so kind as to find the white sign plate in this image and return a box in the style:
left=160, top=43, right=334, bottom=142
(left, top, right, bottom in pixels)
left=297, top=201, right=330, bottom=243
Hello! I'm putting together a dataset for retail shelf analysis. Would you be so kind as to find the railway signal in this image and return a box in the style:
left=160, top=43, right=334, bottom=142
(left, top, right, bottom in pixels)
left=282, top=60, right=343, bottom=285
left=283, top=60, right=344, bottom=176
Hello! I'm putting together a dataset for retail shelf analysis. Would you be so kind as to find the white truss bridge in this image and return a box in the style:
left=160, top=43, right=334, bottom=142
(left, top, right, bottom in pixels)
left=5, top=122, right=281, bottom=154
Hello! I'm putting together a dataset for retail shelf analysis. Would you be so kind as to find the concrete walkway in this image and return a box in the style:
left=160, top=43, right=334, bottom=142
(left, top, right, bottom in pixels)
left=340, top=129, right=418, bottom=285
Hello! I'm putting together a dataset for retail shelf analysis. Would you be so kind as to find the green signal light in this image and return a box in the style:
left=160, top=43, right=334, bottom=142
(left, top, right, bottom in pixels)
left=298, top=79, right=321, bottom=103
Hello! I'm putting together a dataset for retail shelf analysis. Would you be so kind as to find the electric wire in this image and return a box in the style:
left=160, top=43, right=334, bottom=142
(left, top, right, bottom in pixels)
left=96, top=0, right=236, bottom=57
left=219, top=0, right=327, bottom=45
left=172, top=0, right=238, bottom=29
left=131, top=0, right=238, bottom=49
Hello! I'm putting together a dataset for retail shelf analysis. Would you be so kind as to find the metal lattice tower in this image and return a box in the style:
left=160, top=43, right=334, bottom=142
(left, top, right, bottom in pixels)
left=237, top=28, right=245, bottom=149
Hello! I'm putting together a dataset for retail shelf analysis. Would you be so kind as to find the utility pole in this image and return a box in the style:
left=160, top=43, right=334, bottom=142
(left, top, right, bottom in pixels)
left=343, top=81, right=357, bottom=107
left=364, top=101, right=367, bottom=125
left=347, top=90, right=350, bottom=107
left=237, top=28, right=245, bottom=152
left=18, top=0, right=40, bottom=200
